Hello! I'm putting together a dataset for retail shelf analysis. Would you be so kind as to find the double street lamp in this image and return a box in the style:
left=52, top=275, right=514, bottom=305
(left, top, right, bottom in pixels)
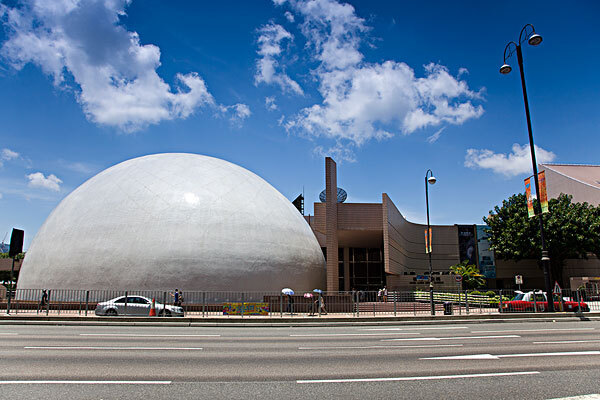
left=425, top=169, right=436, bottom=315
left=500, top=24, right=554, bottom=311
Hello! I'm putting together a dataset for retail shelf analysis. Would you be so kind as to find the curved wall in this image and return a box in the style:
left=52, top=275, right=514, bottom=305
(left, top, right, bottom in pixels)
left=18, top=153, right=326, bottom=291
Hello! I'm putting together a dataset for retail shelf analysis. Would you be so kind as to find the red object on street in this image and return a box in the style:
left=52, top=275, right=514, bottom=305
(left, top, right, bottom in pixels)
left=149, top=298, right=157, bottom=316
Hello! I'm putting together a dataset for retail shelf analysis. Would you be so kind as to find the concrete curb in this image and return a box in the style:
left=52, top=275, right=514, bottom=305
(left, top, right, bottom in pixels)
left=0, top=312, right=598, bottom=327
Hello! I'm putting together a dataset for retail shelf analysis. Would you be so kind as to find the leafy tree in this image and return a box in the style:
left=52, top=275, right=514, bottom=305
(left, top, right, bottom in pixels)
left=449, top=260, right=485, bottom=289
left=484, top=193, right=600, bottom=286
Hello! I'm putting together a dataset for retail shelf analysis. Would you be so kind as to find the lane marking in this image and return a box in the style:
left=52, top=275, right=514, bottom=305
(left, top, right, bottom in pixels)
left=471, top=328, right=595, bottom=334
left=547, top=395, right=600, bottom=400
left=24, top=346, right=203, bottom=350
left=0, top=333, right=18, bottom=335
left=382, top=335, right=520, bottom=342
left=534, top=340, right=600, bottom=344
left=363, top=327, right=468, bottom=331
left=0, top=380, right=172, bottom=385
left=422, top=350, right=600, bottom=360
left=290, top=333, right=420, bottom=337
left=79, top=334, right=219, bottom=337
left=299, top=344, right=463, bottom=350
left=297, top=371, right=539, bottom=384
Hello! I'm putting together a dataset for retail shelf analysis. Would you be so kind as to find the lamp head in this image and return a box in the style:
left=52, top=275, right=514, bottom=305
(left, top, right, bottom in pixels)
left=528, top=33, right=543, bottom=46
left=499, top=63, right=512, bottom=74
left=427, top=176, right=437, bottom=185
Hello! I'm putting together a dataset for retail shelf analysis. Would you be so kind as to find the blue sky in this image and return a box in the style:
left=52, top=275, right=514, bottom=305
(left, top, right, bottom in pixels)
left=1, top=0, right=599, bottom=249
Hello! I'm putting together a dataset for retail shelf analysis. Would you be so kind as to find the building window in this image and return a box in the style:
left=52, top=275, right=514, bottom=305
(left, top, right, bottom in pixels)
left=349, top=247, right=384, bottom=292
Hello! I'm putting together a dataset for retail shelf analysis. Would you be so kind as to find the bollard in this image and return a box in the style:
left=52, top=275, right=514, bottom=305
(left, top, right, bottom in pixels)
left=499, top=290, right=503, bottom=314
left=280, top=293, right=283, bottom=317
left=393, top=291, right=397, bottom=317
left=46, top=290, right=51, bottom=316
left=85, top=291, right=89, bottom=316
left=241, top=293, right=244, bottom=319
left=124, top=291, right=128, bottom=316
left=356, top=292, right=360, bottom=317
left=202, top=292, right=206, bottom=317
left=533, top=291, right=537, bottom=313
left=465, top=291, right=469, bottom=314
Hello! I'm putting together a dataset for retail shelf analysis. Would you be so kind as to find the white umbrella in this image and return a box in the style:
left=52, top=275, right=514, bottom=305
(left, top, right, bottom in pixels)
left=282, top=288, right=294, bottom=295
left=312, top=289, right=323, bottom=294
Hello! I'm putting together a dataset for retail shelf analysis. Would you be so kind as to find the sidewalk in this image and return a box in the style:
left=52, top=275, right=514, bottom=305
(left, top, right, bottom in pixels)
left=1, top=311, right=597, bottom=327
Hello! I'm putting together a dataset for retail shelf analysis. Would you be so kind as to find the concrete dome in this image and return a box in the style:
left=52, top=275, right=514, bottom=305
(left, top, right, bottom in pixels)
left=18, top=153, right=325, bottom=291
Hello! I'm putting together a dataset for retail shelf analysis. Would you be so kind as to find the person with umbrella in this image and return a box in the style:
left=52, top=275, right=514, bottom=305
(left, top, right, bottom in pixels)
left=282, top=288, right=294, bottom=314
left=313, top=289, right=327, bottom=315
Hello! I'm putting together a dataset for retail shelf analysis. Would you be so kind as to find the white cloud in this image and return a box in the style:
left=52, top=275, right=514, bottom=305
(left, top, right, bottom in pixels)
left=313, top=142, right=356, bottom=163
left=255, top=22, right=303, bottom=95
left=1, top=148, right=19, bottom=160
left=0, top=148, right=20, bottom=167
left=265, top=96, right=278, bottom=111
left=269, top=0, right=483, bottom=150
left=284, top=11, right=295, bottom=22
left=464, top=143, right=556, bottom=177
left=0, top=193, right=3, bottom=199
left=427, top=127, right=445, bottom=144
left=1, top=0, right=245, bottom=131
left=26, top=172, right=62, bottom=191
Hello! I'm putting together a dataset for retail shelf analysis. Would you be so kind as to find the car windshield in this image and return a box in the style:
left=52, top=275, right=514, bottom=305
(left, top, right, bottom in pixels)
left=512, top=293, right=525, bottom=301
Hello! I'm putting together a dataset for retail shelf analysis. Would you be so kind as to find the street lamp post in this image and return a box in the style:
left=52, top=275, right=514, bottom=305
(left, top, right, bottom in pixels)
left=500, top=24, right=554, bottom=312
left=425, top=169, right=436, bottom=315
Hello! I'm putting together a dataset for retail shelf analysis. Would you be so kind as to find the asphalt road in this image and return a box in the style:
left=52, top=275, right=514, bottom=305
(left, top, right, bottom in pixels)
left=1, top=320, right=599, bottom=399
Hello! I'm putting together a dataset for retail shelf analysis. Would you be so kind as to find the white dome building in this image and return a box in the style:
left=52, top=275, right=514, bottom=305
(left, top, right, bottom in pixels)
left=18, top=153, right=326, bottom=291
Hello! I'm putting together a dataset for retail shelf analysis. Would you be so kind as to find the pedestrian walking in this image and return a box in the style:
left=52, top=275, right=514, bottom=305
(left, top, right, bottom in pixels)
left=377, top=288, right=382, bottom=302
left=171, top=288, right=181, bottom=306
left=383, top=286, right=388, bottom=302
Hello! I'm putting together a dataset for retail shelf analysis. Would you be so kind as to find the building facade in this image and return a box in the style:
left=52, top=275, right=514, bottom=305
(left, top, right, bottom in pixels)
left=307, top=158, right=600, bottom=292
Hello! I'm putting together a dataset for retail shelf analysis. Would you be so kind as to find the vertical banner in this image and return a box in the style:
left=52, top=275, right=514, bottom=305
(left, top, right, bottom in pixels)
left=524, top=177, right=535, bottom=218
left=457, top=225, right=477, bottom=266
left=476, top=225, right=496, bottom=279
left=424, top=228, right=432, bottom=253
left=538, top=171, right=549, bottom=214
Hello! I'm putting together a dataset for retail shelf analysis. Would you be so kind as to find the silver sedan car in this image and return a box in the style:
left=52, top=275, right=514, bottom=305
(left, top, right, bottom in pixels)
left=94, top=295, right=184, bottom=317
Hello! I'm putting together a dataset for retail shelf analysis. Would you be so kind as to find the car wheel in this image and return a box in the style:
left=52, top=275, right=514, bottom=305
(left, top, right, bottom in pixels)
left=159, top=309, right=171, bottom=317
left=106, top=309, right=118, bottom=316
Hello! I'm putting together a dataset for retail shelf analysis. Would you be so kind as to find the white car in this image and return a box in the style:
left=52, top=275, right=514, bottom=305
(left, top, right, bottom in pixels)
left=95, top=295, right=184, bottom=317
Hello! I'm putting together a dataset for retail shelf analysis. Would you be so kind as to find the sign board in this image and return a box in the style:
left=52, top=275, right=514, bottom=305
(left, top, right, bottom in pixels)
left=223, top=302, right=269, bottom=315
left=553, top=281, right=562, bottom=295
left=515, top=275, right=523, bottom=285
left=454, top=275, right=463, bottom=283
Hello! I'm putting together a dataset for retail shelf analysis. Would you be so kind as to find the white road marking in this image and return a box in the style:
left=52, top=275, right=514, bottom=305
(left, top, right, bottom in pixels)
left=299, top=344, right=463, bottom=350
left=471, top=328, right=595, bottom=334
left=547, top=395, right=600, bottom=400
left=422, top=350, right=600, bottom=360
left=79, top=333, right=219, bottom=337
left=363, top=327, right=468, bottom=331
left=0, top=380, right=172, bottom=385
left=381, top=335, right=520, bottom=342
left=0, top=333, right=18, bottom=335
left=290, top=333, right=420, bottom=337
left=24, top=346, right=203, bottom=350
left=534, top=340, right=600, bottom=344
left=296, top=371, right=539, bottom=384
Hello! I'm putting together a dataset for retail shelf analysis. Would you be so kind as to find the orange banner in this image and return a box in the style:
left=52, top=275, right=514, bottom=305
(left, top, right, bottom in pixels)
left=524, top=177, right=534, bottom=218
left=538, top=171, right=549, bottom=214
left=424, top=228, right=432, bottom=253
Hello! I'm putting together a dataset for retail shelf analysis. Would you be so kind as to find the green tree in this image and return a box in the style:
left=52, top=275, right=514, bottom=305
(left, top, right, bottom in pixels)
left=449, top=260, right=485, bottom=289
left=484, top=193, right=600, bottom=286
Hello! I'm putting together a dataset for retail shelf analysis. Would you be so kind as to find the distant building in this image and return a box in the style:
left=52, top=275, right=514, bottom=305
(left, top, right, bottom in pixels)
left=539, top=163, right=600, bottom=206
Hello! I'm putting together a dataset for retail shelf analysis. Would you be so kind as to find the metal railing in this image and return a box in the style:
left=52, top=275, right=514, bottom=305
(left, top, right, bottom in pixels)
left=1, top=288, right=598, bottom=317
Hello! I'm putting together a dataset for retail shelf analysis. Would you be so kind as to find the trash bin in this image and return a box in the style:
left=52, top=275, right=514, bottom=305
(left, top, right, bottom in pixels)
left=443, top=302, right=453, bottom=315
